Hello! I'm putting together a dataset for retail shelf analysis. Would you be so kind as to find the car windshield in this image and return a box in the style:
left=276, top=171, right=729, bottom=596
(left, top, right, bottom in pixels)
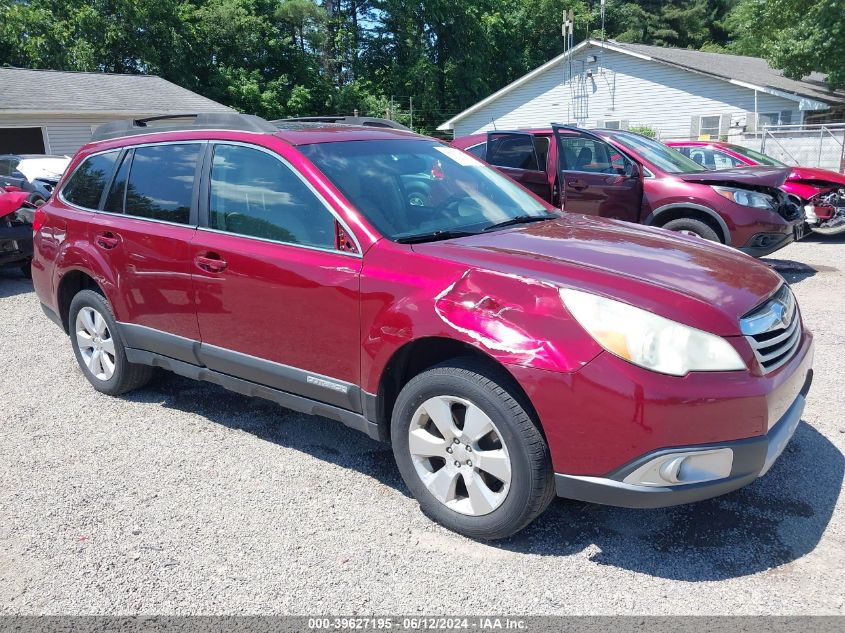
left=725, top=144, right=788, bottom=167
left=298, top=139, right=554, bottom=242
left=609, top=132, right=705, bottom=174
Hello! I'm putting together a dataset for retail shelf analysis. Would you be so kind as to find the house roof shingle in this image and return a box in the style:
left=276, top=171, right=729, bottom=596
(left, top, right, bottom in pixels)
left=617, top=42, right=845, bottom=106
left=0, top=67, right=233, bottom=113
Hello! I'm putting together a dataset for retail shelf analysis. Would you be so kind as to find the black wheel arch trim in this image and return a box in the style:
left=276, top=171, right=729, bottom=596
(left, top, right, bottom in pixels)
left=644, top=202, right=732, bottom=245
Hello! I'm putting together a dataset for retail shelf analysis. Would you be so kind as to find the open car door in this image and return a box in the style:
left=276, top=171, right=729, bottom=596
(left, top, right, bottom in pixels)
left=551, top=124, right=642, bottom=222
left=485, top=132, right=552, bottom=202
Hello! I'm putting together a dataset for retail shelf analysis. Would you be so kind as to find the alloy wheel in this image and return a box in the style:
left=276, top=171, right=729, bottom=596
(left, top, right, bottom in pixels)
left=407, top=395, right=512, bottom=516
left=75, top=306, right=116, bottom=381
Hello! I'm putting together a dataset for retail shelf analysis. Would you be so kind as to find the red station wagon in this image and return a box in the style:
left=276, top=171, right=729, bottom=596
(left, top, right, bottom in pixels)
left=32, top=114, right=814, bottom=539
left=452, top=126, right=805, bottom=257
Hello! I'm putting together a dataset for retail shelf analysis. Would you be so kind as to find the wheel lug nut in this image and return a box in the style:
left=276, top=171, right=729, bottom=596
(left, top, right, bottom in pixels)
left=466, top=446, right=472, bottom=452
left=453, top=438, right=460, bottom=444
left=466, top=460, right=472, bottom=467
left=446, top=447, right=453, bottom=454
left=454, top=461, right=461, bottom=468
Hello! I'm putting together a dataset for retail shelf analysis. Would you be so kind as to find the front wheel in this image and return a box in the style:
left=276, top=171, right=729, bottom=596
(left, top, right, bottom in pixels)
left=662, top=217, right=720, bottom=242
left=391, top=360, right=554, bottom=540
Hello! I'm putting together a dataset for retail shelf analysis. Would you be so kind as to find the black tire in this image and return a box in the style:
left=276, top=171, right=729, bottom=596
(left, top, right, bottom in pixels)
left=26, top=193, right=46, bottom=207
left=391, top=359, right=555, bottom=540
left=662, top=217, right=721, bottom=242
left=68, top=289, right=153, bottom=396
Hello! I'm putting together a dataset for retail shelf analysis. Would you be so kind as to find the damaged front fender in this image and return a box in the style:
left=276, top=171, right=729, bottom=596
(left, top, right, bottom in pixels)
left=433, top=269, right=602, bottom=373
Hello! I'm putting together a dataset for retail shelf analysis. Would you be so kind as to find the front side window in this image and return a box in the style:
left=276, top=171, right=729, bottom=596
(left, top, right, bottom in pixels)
left=62, top=151, right=120, bottom=209
left=124, top=144, right=200, bottom=224
left=209, top=144, right=336, bottom=249
left=299, top=139, right=553, bottom=243
left=558, top=135, right=621, bottom=173
left=682, top=147, right=744, bottom=170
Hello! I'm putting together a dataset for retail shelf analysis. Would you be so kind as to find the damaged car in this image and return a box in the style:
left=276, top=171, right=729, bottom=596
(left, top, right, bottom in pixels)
left=453, top=126, right=805, bottom=257
left=667, top=140, right=845, bottom=236
left=32, top=114, right=813, bottom=539
left=0, top=185, right=36, bottom=277
left=0, top=154, right=71, bottom=206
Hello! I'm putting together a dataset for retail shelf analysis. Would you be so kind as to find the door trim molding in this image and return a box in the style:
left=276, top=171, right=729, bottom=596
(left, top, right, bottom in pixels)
left=118, top=321, right=361, bottom=412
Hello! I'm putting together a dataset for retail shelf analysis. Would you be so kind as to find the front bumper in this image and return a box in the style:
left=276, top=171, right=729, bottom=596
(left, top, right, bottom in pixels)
left=739, top=222, right=803, bottom=258
left=554, top=369, right=813, bottom=508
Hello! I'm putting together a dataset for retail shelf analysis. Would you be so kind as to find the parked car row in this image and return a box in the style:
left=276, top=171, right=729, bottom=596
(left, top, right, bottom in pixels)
left=451, top=126, right=807, bottom=257
left=27, top=113, right=814, bottom=540
left=665, top=140, right=845, bottom=235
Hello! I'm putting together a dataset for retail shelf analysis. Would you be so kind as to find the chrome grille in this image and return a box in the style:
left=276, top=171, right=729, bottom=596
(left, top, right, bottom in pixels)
left=740, top=285, right=802, bottom=374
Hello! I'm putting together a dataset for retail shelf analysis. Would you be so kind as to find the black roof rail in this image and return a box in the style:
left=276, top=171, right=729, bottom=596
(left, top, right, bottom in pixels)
left=273, top=116, right=411, bottom=131
left=91, top=113, right=278, bottom=141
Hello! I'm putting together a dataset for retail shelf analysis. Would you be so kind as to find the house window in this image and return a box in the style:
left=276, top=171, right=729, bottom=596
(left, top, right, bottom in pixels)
left=758, top=111, right=793, bottom=127
left=699, top=115, right=721, bottom=138
left=604, top=120, right=621, bottom=130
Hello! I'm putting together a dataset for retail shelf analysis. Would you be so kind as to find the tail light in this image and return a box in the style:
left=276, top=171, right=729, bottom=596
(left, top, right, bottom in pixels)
left=32, top=207, right=47, bottom=232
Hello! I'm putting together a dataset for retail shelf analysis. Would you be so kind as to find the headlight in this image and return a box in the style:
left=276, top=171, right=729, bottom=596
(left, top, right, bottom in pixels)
left=560, top=288, right=746, bottom=376
left=712, top=186, right=774, bottom=209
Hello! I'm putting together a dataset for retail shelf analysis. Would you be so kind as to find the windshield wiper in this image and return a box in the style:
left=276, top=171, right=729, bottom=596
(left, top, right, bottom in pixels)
left=395, top=229, right=479, bottom=244
left=482, top=215, right=555, bottom=232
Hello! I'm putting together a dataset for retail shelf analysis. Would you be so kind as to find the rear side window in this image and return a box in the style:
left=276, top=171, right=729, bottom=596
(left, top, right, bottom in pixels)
left=124, top=144, right=200, bottom=224
left=62, top=151, right=119, bottom=209
left=208, top=144, right=336, bottom=249
left=487, top=136, right=540, bottom=171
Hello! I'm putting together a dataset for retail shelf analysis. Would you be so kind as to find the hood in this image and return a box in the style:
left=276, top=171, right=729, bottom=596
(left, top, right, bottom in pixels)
left=677, top=165, right=790, bottom=188
left=787, top=166, right=845, bottom=187
left=414, top=215, right=783, bottom=336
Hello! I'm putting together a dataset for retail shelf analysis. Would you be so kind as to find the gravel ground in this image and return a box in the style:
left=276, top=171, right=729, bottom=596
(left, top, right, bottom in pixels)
left=0, top=235, right=843, bottom=616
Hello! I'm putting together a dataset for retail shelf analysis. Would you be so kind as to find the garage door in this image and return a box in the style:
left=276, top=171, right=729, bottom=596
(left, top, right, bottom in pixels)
left=0, top=127, right=46, bottom=153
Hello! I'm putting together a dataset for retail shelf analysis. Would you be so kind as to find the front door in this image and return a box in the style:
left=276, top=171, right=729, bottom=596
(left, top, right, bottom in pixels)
left=552, top=125, right=642, bottom=222
left=485, top=132, right=552, bottom=202
left=190, top=142, right=362, bottom=410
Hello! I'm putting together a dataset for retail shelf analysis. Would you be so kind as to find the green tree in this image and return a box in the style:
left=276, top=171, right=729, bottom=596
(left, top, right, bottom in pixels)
left=728, top=0, right=845, bottom=89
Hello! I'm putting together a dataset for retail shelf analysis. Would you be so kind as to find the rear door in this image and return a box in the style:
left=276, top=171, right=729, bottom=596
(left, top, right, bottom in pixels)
left=485, top=132, right=552, bottom=202
left=551, top=125, right=642, bottom=222
left=86, top=142, right=204, bottom=355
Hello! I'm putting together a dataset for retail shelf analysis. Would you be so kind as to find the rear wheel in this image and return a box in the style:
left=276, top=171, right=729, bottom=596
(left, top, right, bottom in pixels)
left=69, top=289, right=152, bottom=395
left=391, top=360, right=554, bottom=540
left=662, top=217, right=720, bottom=242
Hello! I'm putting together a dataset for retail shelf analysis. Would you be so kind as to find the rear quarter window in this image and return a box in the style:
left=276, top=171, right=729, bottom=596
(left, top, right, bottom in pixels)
left=62, top=151, right=120, bottom=209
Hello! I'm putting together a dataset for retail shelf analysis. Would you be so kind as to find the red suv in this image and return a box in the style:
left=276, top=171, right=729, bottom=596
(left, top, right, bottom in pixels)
left=666, top=140, right=845, bottom=236
left=452, top=126, right=805, bottom=257
left=32, top=114, right=814, bottom=539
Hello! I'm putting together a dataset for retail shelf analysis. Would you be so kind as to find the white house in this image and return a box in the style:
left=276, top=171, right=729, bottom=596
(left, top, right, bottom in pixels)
left=438, top=39, right=845, bottom=140
left=0, top=67, right=233, bottom=155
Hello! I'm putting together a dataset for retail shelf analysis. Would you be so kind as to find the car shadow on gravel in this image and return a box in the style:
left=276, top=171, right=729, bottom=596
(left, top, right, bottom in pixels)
left=760, top=259, right=820, bottom=285
left=127, top=374, right=842, bottom=582
left=0, top=269, right=33, bottom=298
left=495, top=421, right=843, bottom=581
left=124, top=372, right=409, bottom=494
